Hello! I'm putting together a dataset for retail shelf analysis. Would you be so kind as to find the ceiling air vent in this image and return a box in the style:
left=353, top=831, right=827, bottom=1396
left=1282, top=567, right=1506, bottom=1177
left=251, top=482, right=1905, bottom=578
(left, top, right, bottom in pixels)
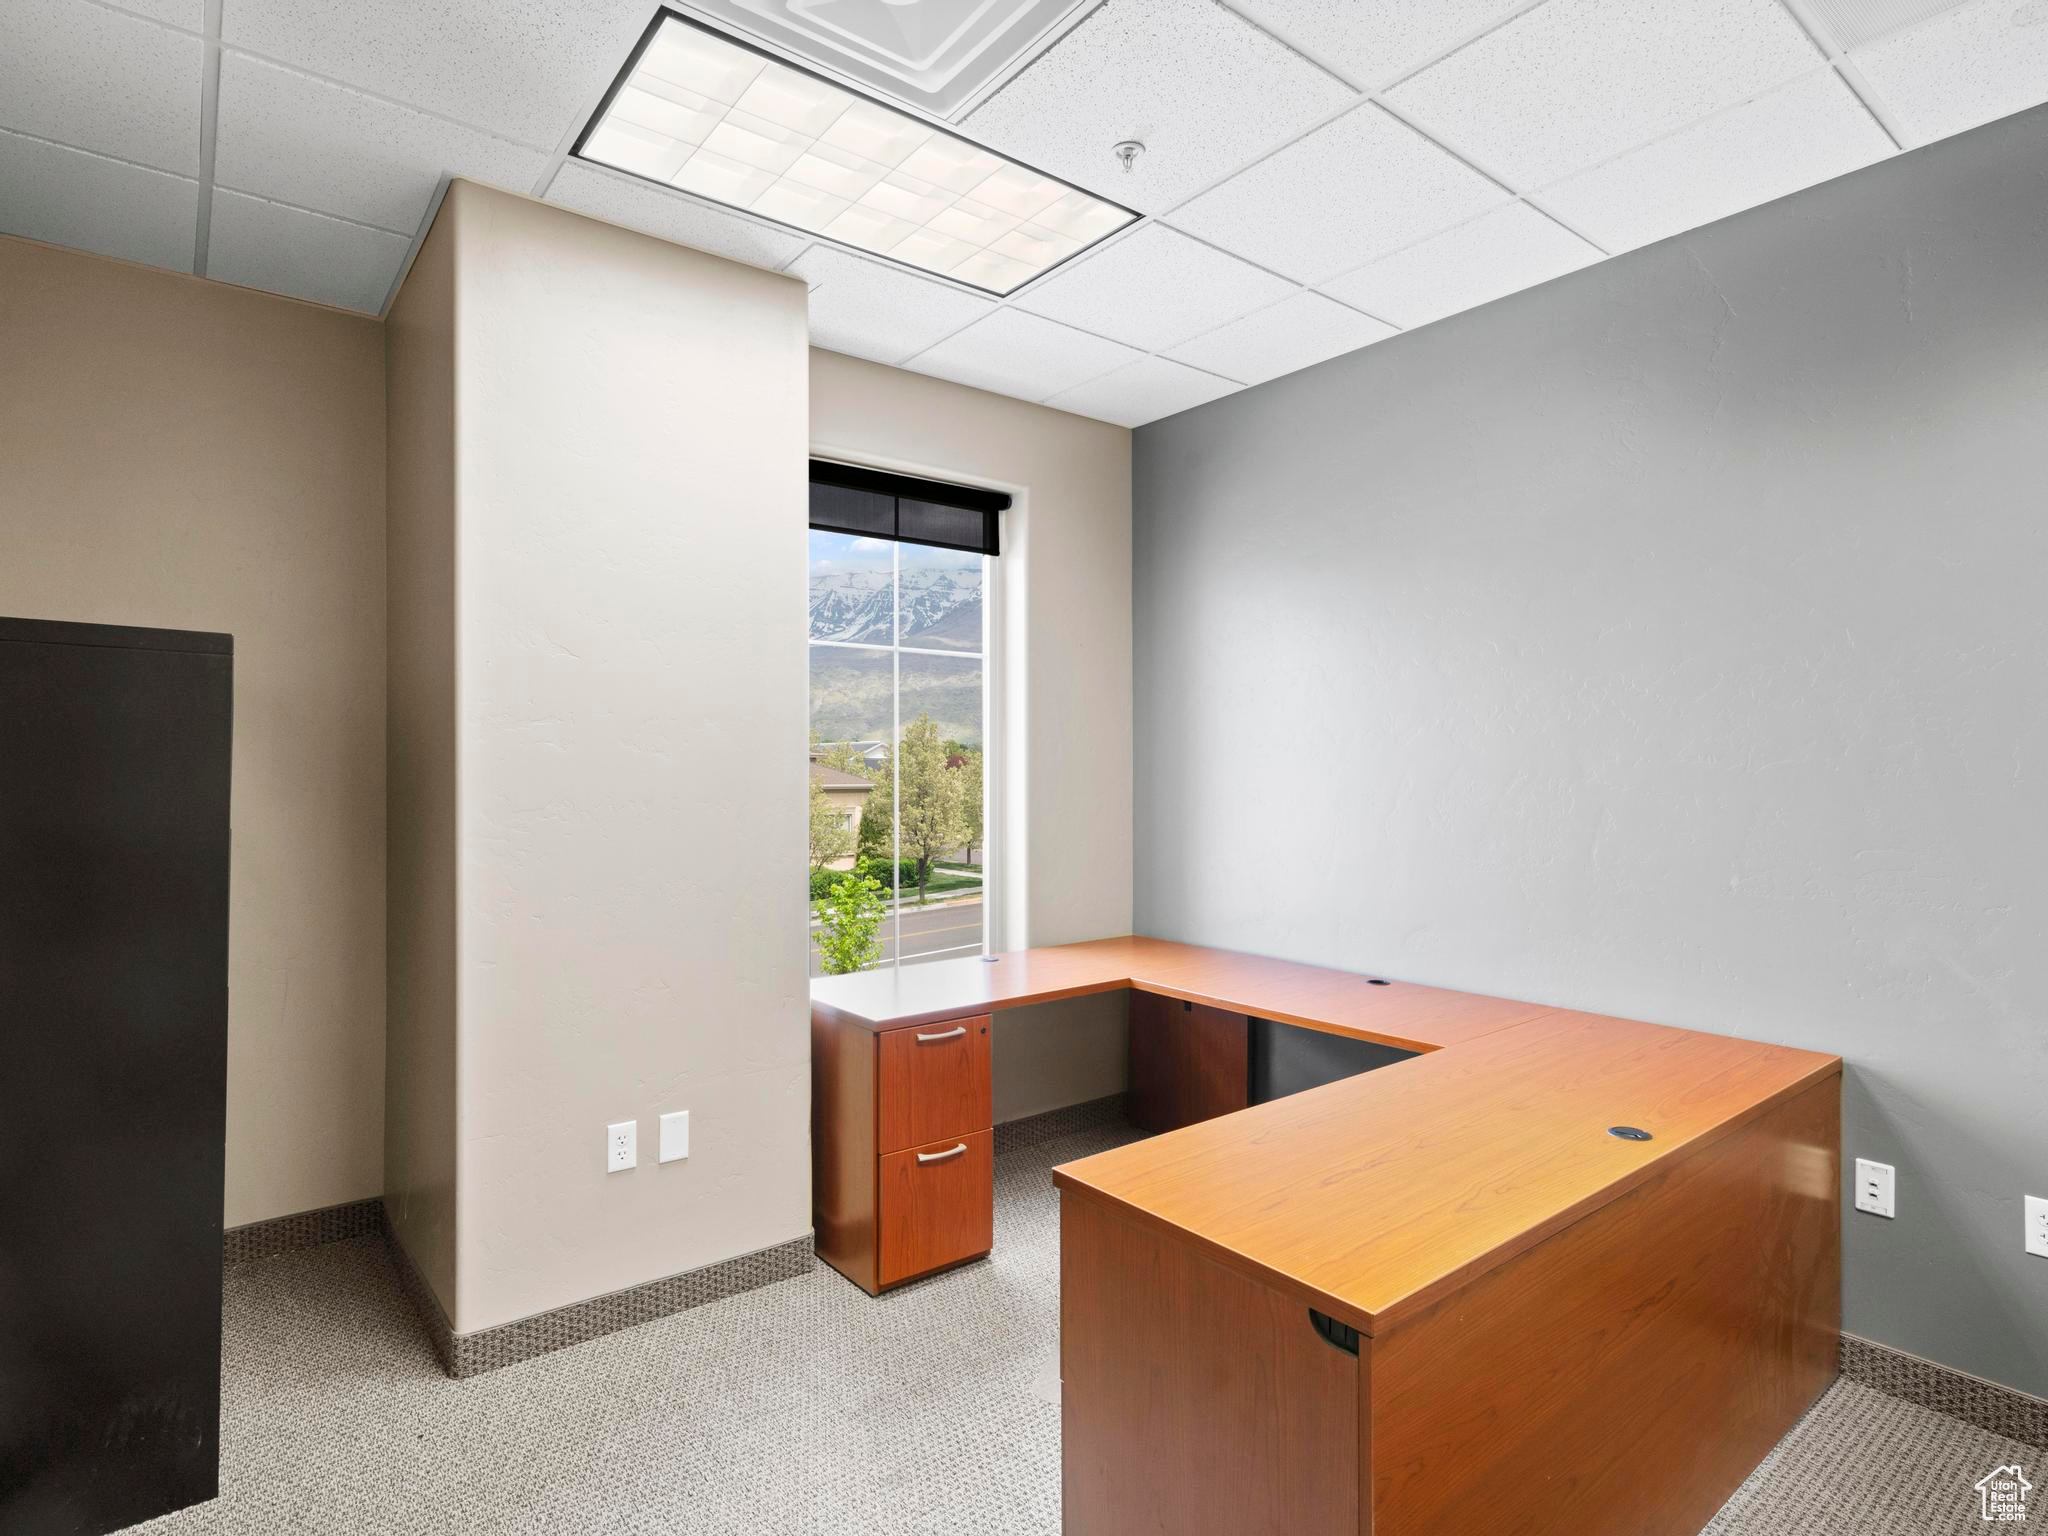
left=674, top=0, right=1104, bottom=119
left=1798, top=0, right=1968, bottom=49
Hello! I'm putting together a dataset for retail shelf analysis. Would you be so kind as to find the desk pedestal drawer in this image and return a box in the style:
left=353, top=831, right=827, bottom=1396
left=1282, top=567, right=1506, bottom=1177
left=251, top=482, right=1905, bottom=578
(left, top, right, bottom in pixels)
left=879, top=1016, right=991, bottom=1153
left=878, top=1130, right=994, bottom=1288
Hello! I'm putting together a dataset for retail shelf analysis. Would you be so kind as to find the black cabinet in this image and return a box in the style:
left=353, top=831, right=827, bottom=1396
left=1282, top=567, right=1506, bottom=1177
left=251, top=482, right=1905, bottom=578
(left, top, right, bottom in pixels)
left=0, top=616, right=232, bottom=1535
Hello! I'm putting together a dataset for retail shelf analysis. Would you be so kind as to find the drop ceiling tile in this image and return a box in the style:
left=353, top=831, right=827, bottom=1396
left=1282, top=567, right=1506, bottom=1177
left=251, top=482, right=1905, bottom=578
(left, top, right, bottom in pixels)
left=215, top=53, right=549, bottom=235
left=1009, top=224, right=1294, bottom=351
left=1320, top=200, right=1600, bottom=327
left=961, top=0, right=1355, bottom=213
left=0, top=0, right=202, bottom=175
left=1228, top=0, right=1528, bottom=90
left=1384, top=0, right=1823, bottom=187
left=1043, top=355, right=1240, bottom=427
left=0, top=129, right=196, bottom=271
left=788, top=245, right=995, bottom=364
left=545, top=161, right=809, bottom=271
left=1539, top=69, right=1894, bottom=253
left=102, top=0, right=204, bottom=29
left=1169, top=104, right=1507, bottom=283
left=1853, top=0, right=2048, bottom=148
left=1166, top=291, right=1394, bottom=385
left=206, top=190, right=411, bottom=313
left=905, top=308, right=1143, bottom=401
left=222, top=0, right=652, bottom=149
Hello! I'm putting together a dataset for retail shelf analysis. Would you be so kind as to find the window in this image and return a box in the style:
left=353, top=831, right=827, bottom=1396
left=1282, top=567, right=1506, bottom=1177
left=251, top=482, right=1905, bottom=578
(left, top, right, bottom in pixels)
left=808, top=462, right=1004, bottom=976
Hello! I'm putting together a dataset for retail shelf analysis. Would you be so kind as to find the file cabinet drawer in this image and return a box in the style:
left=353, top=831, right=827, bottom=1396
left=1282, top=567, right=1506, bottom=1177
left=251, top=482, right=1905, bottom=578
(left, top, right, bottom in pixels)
left=878, top=1130, right=995, bottom=1287
left=878, top=1015, right=991, bottom=1153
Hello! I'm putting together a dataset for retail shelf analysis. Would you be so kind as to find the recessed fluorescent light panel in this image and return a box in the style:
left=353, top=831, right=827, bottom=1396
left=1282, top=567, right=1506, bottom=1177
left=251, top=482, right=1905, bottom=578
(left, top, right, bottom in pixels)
left=575, top=13, right=1137, bottom=296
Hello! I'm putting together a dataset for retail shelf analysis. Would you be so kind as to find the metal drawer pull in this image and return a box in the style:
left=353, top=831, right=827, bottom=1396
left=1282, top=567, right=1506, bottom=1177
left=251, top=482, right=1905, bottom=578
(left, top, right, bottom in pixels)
left=917, top=1143, right=968, bottom=1165
left=915, top=1026, right=967, bottom=1043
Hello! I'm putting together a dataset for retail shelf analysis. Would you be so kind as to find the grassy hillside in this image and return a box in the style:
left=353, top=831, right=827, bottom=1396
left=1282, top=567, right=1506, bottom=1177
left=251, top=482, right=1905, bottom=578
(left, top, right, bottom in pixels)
left=810, top=648, right=982, bottom=748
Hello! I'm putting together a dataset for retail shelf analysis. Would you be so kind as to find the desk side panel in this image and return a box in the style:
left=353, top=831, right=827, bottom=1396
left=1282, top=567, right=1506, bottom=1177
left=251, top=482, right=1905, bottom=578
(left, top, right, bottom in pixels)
left=1061, top=1193, right=1359, bottom=1536
left=811, top=1010, right=878, bottom=1293
left=1366, top=1072, right=1840, bottom=1536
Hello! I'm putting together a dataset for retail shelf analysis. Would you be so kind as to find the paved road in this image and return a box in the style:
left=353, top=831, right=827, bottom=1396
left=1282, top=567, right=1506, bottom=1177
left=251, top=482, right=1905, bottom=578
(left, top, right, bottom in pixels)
left=810, top=896, right=984, bottom=976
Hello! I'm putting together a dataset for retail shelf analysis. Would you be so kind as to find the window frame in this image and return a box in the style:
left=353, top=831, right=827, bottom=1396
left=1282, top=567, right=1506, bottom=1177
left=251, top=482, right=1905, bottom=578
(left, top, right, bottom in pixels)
left=807, top=470, right=1003, bottom=973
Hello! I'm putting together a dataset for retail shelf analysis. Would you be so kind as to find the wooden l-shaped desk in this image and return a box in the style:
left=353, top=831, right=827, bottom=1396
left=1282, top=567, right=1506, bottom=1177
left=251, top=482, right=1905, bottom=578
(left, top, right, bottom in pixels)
left=810, top=935, right=1842, bottom=1536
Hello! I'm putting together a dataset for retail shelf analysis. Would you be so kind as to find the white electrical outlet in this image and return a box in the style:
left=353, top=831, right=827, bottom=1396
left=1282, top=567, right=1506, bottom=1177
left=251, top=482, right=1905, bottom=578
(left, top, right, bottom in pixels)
left=659, top=1110, right=689, bottom=1164
left=1854, top=1157, right=1895, bottom=1219
left=2026, top=1195, right=2048, bottom=1259
left=606, top=1120, right=637, bottom=1173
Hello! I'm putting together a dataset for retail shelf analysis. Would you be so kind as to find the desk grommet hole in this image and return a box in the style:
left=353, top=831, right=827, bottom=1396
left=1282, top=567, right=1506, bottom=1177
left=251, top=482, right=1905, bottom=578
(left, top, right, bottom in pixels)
left=1608, top=1125, right=1654, bottom=1142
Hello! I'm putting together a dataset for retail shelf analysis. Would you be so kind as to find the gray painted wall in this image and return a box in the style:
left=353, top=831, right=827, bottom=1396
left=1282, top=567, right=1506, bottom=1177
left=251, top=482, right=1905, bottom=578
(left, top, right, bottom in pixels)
left=1133, top=104, right=2048, bottom=1398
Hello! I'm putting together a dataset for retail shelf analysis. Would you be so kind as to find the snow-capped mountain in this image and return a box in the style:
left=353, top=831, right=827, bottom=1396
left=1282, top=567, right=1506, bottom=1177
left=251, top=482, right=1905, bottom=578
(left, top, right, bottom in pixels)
left=809, top=568, right=981, bottom=650
left=808, top=570, right=893, bottom=645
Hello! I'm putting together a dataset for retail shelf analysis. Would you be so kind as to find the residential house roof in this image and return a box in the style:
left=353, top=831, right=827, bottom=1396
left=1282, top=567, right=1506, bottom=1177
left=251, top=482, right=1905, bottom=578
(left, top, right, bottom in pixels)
left=810, top=761, right=875, bottom=792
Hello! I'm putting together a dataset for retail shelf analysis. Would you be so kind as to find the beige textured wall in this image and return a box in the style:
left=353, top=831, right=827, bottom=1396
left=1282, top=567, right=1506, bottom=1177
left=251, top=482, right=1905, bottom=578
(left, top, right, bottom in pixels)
left=429, top=183, right=813, bottom=1333
left=0, top=235, right=387, bottom=1227
left=382, top=212, right=459, bottom=1310
left=809, top=351, right=1135, bottom=1117
left=0, top=210, right=1132, bottom=1299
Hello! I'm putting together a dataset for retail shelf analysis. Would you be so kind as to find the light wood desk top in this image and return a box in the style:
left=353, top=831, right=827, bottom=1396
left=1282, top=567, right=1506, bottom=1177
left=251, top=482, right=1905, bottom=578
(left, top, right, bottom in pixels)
left=808, top=934, right=1840, bottom=1335
left=807, top=934, right=1554, bottom=1051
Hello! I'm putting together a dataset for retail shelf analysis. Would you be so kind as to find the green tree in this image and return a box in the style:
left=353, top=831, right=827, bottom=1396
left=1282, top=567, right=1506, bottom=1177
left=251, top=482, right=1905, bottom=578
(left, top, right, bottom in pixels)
left=807, top=771, right=854, bottom=872
left=897, top=713, right=966, bottom=902
left=954, top=749, right=984, bottom=867
left=813, top=738, right=868, bottom=774
left=855, top=766, right=892, bottom=863
left=813, top=873, right=885, bottom=974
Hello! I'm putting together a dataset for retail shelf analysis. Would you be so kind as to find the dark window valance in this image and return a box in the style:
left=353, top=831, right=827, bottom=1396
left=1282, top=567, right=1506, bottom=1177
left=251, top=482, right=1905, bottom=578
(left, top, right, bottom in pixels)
left=809, top=460, right=1006, bottom=556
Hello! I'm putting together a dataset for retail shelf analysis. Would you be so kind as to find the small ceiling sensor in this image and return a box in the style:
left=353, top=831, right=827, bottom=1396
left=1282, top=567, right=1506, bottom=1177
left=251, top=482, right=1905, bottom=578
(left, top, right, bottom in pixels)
left=1114, top=140, right=1144, bottom=173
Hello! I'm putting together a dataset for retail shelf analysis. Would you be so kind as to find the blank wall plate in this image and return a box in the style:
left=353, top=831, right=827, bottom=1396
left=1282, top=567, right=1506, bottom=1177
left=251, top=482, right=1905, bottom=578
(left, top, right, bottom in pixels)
left=607, top=1120, right=637, bottom=1173
left=2026, top=1195, right=2048, bottom=1259
left=1854, top=1157, right=1895, bottom=1218
left=660, top=1110, right=690, bottom=1164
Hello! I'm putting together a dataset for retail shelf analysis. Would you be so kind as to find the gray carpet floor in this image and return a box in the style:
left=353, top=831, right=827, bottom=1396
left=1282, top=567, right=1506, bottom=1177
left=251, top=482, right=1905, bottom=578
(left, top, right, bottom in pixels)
left=133, top=1105, right=2036, bottom=1535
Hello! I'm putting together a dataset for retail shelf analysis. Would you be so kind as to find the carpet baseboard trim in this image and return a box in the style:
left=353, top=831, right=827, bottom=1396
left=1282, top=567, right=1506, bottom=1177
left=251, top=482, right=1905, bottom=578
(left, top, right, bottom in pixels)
left=223, top=1196, right=383, bottom=1265
left=1841, top=1333, right=2047, bottom=1447
left=380, top=1206, right=815, bottom=1380
left=378, top=1206, right=461, bottom=1376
